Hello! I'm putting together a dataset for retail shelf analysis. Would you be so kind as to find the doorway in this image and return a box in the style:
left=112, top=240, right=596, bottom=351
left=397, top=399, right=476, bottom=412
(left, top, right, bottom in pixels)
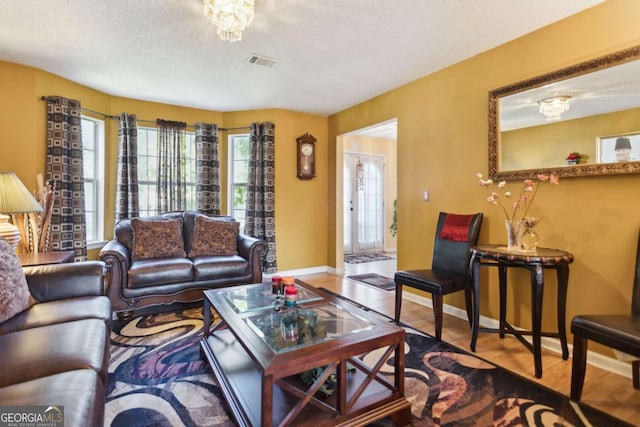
left=343, top=153, right=385, bottom=255
left=337, top=118, right=398, bottom=273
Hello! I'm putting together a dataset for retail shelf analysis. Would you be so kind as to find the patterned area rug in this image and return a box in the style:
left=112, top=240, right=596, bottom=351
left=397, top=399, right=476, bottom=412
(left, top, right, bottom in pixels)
left=105, top=305, right=630, bottom=427
left=344, top=252, right=393, bottom=264
left=348, top=273, right=396, bottom=291
left=106, top=308, right=234, bottom=427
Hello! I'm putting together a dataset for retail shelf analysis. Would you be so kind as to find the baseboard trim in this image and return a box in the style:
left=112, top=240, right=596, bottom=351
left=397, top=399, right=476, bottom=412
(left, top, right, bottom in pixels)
left=265, top=265, right=332, bottom=279
left=328, top=266, right=344, bottom=275
left=402, top=292, right=635, bottom=381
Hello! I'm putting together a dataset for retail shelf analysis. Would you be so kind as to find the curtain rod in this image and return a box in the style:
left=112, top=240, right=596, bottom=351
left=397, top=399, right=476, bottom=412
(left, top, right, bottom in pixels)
left=39, top=97, right=250, bottom=131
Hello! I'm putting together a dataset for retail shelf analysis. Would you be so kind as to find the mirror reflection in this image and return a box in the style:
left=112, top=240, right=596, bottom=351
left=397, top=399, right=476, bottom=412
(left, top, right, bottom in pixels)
left=489, top=45, right=640, bottom=180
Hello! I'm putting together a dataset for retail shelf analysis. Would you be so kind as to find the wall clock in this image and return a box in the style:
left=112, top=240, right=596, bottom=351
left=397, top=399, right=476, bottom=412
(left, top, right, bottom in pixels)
left=296, top=133, right=316, bottom=180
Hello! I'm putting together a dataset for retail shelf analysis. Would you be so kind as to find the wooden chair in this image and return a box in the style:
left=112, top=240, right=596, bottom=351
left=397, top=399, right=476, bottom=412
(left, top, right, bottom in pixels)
left=570, top=229, right=640, bottom=401
left=394, top=212, right=483, bottom=341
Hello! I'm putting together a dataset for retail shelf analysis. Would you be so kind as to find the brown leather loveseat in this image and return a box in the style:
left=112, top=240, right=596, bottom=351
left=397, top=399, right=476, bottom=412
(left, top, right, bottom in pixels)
left=0, top=260, right=112, bottom=427
left=99, top=211, right=267, bottom=317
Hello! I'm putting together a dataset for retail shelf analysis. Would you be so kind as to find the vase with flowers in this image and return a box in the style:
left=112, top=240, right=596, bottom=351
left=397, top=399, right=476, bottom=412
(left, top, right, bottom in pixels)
left=566, top=152, right=580, bottom=165
left=476, top=173, right=559, bottom=251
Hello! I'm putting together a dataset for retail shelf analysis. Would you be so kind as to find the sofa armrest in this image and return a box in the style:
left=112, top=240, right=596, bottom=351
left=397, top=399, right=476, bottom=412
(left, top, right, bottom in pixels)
left=24, top=261, right=107, bottom=302
left=237, top=234, right=267, bottom=260
left=237, top=234, right=268, bottom=283
left=99, top=240, right=130, bottom=267
left=98, top=239, right=131, bottom=297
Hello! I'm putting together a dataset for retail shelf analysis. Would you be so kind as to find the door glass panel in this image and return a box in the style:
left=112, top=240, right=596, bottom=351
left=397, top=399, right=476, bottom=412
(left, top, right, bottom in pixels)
left=344, top=154, right=384, bottom=254
left=343, top=162, right=353, bottom=254
left=357, top=159, right=384, bottom=252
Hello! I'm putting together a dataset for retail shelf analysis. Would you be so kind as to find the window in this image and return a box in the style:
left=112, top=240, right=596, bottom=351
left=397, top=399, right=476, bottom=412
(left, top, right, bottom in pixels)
left=137, top=127, right=197, bottom=217
left=228, top=134, right=250, bottom=230
left=81, top=116, right=105, bottom=246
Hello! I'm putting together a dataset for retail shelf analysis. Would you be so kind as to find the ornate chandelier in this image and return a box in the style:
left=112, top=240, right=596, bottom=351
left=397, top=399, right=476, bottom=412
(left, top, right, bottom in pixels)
left=203, top=0, right=255, bottom=42
left=538, top=95, right=571, bottom=121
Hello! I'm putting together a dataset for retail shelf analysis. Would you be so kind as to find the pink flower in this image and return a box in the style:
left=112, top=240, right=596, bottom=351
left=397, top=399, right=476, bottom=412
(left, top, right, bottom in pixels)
left=475, top=172, right=560, bottom=225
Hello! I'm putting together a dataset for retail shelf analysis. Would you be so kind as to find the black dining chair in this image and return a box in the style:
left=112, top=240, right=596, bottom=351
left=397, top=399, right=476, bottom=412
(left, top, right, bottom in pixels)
left=570, top=228, right=640, bottom=401
left=394, top=212, right=483, bottom=341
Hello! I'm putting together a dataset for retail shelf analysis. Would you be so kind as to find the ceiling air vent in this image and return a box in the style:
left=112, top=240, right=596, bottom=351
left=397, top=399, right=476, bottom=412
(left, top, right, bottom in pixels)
left=246, top=54, right=279, bottom=68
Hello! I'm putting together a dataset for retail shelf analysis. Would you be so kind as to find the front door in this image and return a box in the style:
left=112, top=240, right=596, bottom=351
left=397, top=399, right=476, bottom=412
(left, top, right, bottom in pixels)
left=343, top=153, right=385, bottom=255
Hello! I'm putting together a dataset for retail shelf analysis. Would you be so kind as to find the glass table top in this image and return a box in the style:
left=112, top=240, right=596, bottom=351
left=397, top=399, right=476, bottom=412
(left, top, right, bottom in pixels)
left=245, top=302, right=376, bottom=354
left=220, top=282, right=323, bottom=314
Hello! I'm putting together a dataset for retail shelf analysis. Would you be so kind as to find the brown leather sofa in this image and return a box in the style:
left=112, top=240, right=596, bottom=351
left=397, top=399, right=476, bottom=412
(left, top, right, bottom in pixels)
left=99, top=211, right=267, bottom=317
left=0, top=261, right=111, bottom=427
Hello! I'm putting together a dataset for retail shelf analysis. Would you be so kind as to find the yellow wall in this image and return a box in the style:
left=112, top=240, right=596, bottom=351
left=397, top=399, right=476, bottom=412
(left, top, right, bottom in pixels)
left=0, top=62, right=111, bottom=190
left=223, top=109, right=329, bottom=271
left=0, top=63, right=328, bottom=269
left=328, top=0, right=640, bottom=357
left=502, top=107, right=640, bottom=170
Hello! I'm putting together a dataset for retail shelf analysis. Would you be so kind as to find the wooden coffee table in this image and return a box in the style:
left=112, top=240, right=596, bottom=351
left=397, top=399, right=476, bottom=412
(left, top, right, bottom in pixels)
left=200, top=281, right=411, bottom=427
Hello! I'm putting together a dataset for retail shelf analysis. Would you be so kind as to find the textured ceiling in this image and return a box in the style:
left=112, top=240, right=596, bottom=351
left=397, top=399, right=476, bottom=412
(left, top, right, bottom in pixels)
left=0, top=0, right=603, bottom=116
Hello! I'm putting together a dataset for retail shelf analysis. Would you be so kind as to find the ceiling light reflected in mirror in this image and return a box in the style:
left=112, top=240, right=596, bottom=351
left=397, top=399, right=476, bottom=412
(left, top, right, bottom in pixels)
left=538, top=95, right=571, bottom=121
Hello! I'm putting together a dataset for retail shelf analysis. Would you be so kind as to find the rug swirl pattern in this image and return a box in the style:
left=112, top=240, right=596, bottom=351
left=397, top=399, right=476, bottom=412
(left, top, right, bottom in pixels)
left=105, top=306, right=628, bottom=426
left=106, top=309, right=234, bottom=426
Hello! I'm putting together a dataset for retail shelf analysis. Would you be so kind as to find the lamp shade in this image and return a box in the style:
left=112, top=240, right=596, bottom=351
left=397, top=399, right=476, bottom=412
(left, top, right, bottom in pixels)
left=0, top=172, right=43, bottom=249
left=0, top=172, right=43, bottom=214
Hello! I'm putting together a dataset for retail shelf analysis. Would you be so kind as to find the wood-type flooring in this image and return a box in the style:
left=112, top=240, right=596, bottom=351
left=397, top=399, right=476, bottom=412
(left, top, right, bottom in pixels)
left=300, top=272, right=640, bottom=426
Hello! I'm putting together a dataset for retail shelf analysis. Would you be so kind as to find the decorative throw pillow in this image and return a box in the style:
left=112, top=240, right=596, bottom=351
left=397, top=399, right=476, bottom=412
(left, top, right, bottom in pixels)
left=439, top=213, right=473, bottom=242
left=189, top=217, right=239, bottom=257
left=0, top=239, right=35, bottom=323
left=131, top=218, right=186, bottom=261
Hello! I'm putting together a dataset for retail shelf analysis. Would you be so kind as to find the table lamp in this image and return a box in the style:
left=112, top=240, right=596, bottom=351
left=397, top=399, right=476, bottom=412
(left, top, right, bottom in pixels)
left=0, top=172, right=44, bottom=249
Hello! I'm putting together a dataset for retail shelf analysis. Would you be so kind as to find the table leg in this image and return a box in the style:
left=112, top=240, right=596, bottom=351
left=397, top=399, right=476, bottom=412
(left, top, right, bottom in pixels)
left=262, top=375, right=273, bottom=427
left=396, top=335, right=405, bottom=397
left=531, top=265, right=544, bottom=378
left=498, top=264, right=507, bottom=339
left=394, top=282, right=403, bottom=322
left=203, top=297, right=211, bottom=337
left=556, top=264, right=570, bottom=360
left=470, top=253, right=480, bottom=352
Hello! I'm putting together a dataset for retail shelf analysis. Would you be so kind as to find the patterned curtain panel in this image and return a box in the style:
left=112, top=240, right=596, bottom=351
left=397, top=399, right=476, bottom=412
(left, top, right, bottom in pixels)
left=44, top=96, right=87, bottom=261
left=194, top=123, right=221, bottom=215
left=156, top=119, right=187, bottom=213
left=115, top=113, right=139, bottom=220
left=246, top=122, right=277, bottom=273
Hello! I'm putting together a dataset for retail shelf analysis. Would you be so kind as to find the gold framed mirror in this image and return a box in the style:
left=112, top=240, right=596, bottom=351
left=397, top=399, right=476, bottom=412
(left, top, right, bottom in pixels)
left=489, top=44, right=640, bottom=180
